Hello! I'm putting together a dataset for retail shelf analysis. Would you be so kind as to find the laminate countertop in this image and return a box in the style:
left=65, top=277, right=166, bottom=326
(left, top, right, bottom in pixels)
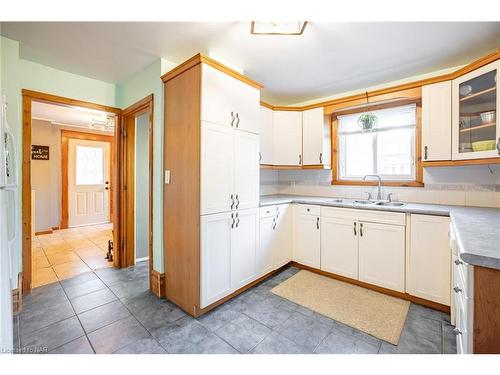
left=260, top=194, right=500, bottom=271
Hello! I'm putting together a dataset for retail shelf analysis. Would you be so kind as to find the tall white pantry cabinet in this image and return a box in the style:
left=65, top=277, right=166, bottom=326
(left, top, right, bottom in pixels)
left=163, top=54, right=262, bottom=317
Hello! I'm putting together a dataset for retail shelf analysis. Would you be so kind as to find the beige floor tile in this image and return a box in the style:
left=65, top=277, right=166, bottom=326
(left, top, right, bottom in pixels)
left=52, top=260, right=92, bottom=280
left=46, top=250, right=81, bottom=266
left=32, top=267, right=58, bottom=288
left=31, top=247, right=46, bottom=257
left=75, top=247, right=105, bottom=258
left=44, top=243, right=73, bottom=255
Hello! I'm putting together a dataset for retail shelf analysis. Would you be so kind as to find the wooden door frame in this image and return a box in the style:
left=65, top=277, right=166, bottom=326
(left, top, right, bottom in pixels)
left=120, top=94, right=154, bottom=290
left=60, top=130, right=115, bottom=229
left=21, top=89, right=122, bottom=294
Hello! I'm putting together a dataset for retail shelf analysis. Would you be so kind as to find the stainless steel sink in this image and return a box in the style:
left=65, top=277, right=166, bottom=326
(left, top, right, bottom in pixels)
left=353, top=200, right=375, bottom=205
left=375, top=201, right=406, bottom=207
left=329, top=199, right=345, bottom=203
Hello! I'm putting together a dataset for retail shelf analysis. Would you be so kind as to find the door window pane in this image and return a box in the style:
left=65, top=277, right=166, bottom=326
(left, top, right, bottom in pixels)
left=76, top=145, right=104, bottom=185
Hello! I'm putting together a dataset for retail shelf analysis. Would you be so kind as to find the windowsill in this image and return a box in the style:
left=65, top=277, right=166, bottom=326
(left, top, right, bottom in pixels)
left=332, top=179, right=424, bottom=188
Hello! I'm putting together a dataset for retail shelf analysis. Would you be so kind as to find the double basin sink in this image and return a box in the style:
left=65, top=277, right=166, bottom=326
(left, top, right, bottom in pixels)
left=328, top=199, right=406, bottom=207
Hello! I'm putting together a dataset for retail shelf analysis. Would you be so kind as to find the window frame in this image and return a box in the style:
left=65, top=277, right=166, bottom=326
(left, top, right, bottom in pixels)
left=331, top=99, right=424, bottom=187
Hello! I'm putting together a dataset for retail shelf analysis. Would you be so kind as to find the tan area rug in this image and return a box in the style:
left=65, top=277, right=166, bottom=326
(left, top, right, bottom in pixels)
left=271, top=270, right=409, bottom=345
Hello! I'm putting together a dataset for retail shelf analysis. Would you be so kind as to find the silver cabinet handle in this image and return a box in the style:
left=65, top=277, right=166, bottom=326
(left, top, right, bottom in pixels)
left=360, top=222, right=363, bottom=237
left=235, top=212, right=240, bottom=228
left=235, top=194, right=240, bottom=209
left=235, top=113, right=240, bottom=128
left=424, top=145, right=428, bottom=160
left=453, top=286, right=462, bottom=293
left=453, top=328, right=462, bottom=336
left=454, top=258, right=463, bottom=266
left=231, top=213, right=235, bottom=228
left=299, top=154, right=302, bottom=165
left=319, top=153, right=323, bottom=164
left=353, top=222, right=357, bottom=236
left=272, top=217, right=276, bottom=230
left=231, top=111, right=235, bottom=127
left=230, top=194, right=235, bottom=210
left=259, top=152, right=262, bottom=162
left=316, top=217, right=320, bottom=230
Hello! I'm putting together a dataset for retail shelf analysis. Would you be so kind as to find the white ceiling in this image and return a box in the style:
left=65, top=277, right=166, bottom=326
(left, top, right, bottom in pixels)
left=32, top=101, right=114, bottom=133
left=2, top=22, right=500, bottom=105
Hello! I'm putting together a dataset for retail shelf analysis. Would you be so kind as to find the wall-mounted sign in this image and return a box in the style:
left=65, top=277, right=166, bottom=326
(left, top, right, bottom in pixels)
left=31, top=145, right=50, bottom=160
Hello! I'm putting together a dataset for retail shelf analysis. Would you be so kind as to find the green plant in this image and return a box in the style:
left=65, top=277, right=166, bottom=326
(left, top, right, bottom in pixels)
left=358, top=113, right=378, bottom=132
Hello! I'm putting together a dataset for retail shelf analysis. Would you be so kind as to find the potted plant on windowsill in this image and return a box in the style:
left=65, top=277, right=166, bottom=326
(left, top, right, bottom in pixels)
left=358, top=113, right=378, bottom=132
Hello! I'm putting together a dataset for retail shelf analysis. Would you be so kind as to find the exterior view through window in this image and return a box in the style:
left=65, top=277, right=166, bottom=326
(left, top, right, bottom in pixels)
left=75, top=145, right=104, bottom=185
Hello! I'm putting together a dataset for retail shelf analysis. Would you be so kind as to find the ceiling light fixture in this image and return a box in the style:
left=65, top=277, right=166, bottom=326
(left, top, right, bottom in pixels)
left=250, top=21, right=307, bottom=35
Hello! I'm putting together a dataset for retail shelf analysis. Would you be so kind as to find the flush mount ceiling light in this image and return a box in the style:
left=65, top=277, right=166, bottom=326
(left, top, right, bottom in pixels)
left=250, top=21, right=307, bottom=35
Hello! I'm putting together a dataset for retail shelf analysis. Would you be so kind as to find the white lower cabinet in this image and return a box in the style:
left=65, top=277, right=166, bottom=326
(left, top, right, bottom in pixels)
left=320, top=216, right=358, bottom=279
left=294, top=205, right=321, bottom=269
left=274, top=204, right=293, bottom=268
left=201, top=208, right=258, bottom=308
left=358, top=221, right=406, bottom=292
left=408, top=214, right=451, bottom=305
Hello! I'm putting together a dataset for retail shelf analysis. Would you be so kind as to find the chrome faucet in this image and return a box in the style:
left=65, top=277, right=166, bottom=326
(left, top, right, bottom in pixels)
left=363, top=174, right=382, bottom=200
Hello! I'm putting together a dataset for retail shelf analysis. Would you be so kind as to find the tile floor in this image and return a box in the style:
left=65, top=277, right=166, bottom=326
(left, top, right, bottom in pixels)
left=15, top=263, right=457, bottom=354
left=31, top=223, right=114, bottom=288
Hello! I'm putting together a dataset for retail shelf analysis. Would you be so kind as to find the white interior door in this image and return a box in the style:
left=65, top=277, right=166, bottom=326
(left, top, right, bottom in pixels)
left=68, top=138, right=110, bottom=227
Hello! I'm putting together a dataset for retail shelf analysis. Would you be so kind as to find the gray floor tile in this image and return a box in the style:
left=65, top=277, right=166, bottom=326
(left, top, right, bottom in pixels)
left=379, top=332, right=441, bottom=354
left=19, top=299, right=75, bottom=337
left=215, top=314, right=271, bottom=353
left=196, top=305, right=242, bottom=332
left=403, top=313, right=442, bottom=345
left=152, top=316, right=211, bottom=353
left=114, top=338, right=166, bottom=354
left=181, top=333, right=238, bottom=354
left=109, top=278, right=149, bottom=299
left=243, top=298, right=293, bottom=328
left=62, top=277, right=106, bottom=300
left=315, top=327, right=379, bottom=354
left=87, top=316, right=150, bottom=354
left=408, top=303, right=448, bottom=322
left=22, top=282, right=66, bottom=309
left=21, top=316, right=84, bottom=353
left=71, top=288, right=117, bottom=314
left=442, top=322, right=457, bottom=354
left=274, top=311, right=332, bottom=352
left=78, top=300, right=131, bottom=333
left=123, top=292, right=186, bottom=330
left=352, top=328, right=382, bottom=348
left=252, top=331, right=310, bottom=354
left=49, top=336, right=94, bottom=354
left=60, top=271, right=98, bottom=289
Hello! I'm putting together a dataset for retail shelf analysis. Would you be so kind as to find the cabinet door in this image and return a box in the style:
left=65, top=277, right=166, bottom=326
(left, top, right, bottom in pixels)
left=259, top=106, right=274, bottom=164
left=201, top=64, right=234, bottom=127
left=422, top=81, right=452, bottom=161
left=201, top=122, right=234, bottom=215
left=273, top=111, right=303, bottom=166
left=274, top=204, right=293, bottom=269
left=258, top=215, right=276, bottom=277
left=294, top=211, right=320, bottom=269
left=231, top=208, right=258, bottom=289
left=201, top=212, right=233, bottom=308
left=408, top=214, right=451, bottom=305
left=320, top=216, right=358, bottom=279
left=233, top=80, right=260, bottom=134
left=302, top=107, right=325, bottom=165
left=452, top=60, right=500, bottom=160
left=358, top=222, right=405, bottom=292
left=234, top=131, right=259, bottom=210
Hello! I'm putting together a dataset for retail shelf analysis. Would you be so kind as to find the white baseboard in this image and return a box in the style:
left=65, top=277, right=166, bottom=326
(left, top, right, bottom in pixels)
left=135, top=257, right=149, bottom=263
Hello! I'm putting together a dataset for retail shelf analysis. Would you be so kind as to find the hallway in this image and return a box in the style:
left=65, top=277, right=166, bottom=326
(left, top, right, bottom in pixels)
left=32, top=223, right=113, bottom=288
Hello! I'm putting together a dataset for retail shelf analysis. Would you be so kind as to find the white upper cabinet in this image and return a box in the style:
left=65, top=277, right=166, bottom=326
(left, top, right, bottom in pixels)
left=408, top=214, right=451, bottom=305
left=452, top=60, right=500, bottom=160
left=320, top=215, right=358, bottom=279
left=201, top=63, right=260, bottom=133
left=422, top=81, right=452, bottom=161
left=302, top=107, right=330, bottom=166
left=358, top=221, right=405, bottom=292
left=201, top=122, right=235, bottom=215
left=231, top=208, right=259, bottom=290
left=259, top=106, right=274, bottom=164
left=273, top=111, right=303, bottom=166
left=234, top=131, right=260, bottom=211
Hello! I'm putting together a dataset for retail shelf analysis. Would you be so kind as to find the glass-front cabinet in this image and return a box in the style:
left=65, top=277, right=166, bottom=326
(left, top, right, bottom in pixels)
left=452, top=60, right=500, bottom=160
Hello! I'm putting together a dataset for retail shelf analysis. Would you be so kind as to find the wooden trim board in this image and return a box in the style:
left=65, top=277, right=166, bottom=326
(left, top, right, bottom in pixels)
left=60, top=130, right=115, bottom=229
left=151, top=270, right=166, bottom=298
left=423, top=158, right=500, bottom=167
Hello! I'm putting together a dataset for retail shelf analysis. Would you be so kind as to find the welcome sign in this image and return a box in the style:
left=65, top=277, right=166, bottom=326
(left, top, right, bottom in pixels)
left=31, top=145, right=50, bottom=160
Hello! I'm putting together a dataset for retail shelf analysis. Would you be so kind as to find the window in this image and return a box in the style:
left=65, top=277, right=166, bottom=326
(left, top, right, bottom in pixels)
left=76, top=145, right=104, bottom=185
left=337, top=104, right=417, bottom=181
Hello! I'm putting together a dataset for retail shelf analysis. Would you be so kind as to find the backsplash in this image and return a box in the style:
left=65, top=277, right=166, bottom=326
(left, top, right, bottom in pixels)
left=260, top=165, right=500, bottom=208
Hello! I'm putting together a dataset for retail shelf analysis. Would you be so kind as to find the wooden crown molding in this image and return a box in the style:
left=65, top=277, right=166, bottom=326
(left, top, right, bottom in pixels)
left=161, top=53, right=263, bottom=90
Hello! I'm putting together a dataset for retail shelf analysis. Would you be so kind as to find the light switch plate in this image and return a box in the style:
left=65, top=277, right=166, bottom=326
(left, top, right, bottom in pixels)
left=165, top=170, right=171, bottom=184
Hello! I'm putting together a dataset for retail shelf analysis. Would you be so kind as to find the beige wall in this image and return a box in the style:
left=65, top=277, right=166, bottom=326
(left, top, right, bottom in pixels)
left=31, top=119, right=113, bottom=232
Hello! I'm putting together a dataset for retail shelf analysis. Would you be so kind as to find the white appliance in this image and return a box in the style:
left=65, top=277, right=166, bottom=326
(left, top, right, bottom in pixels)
left=0, top=94, right=18, bottom=354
